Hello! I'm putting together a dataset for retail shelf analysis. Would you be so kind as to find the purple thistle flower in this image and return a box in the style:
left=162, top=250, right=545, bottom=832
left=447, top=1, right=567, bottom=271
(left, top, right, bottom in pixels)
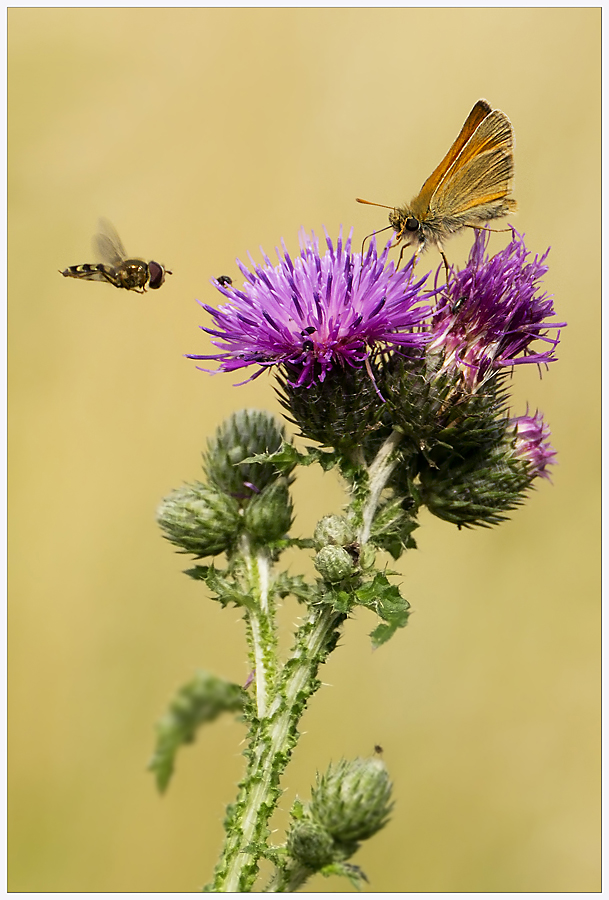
left=510, top=410, right=557, bottom=481
left=188, top=229, right=432, bottom=387
left=430, top=229, right=564, bottom=390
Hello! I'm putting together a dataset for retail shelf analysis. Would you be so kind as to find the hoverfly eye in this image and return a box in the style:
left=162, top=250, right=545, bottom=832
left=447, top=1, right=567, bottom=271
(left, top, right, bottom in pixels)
left=405, top=217, right=419, bottom=232
left=148, top=261, right=165, bottom=289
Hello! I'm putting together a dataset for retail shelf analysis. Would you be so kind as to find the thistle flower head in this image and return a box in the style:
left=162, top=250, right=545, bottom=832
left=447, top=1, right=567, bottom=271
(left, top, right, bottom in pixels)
left=510, top=409, right=557, bottom=480
left=430, top=229, right=563, bottom=390
left=188, top=229, right=432, bottom=387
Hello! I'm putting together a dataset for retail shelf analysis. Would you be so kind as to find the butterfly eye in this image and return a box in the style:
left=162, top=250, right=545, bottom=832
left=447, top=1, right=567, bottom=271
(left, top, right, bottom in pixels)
left=405, top=217, right=419, bottom=232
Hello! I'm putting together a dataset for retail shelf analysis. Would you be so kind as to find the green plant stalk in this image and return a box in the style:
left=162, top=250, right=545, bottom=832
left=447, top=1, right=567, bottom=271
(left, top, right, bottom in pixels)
left=358, top=430, right=403, bottom=543
left=239, top=536, right=278, bottom=719
left=208, top=431, right=404, bottom=892
left=209, top=603, right=345, bottom=892
left=265, top=859, right=311, bottom=893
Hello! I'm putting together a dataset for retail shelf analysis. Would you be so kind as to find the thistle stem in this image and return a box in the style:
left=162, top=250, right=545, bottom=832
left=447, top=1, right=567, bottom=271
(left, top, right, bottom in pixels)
left=359, top=430, right=403, bottom=543
left=210, top=602, right=344, bottom=892
left=241, top=539, right=276, bottom=718
left=265, top=860, right=311, bottom=893
left=209, top=436, right=401, bottom=891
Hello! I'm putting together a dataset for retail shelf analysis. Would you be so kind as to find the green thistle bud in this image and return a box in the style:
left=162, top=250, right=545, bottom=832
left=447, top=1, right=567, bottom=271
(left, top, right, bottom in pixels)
left=313, top=515, right=356, bottom=549
left=243, top=478, right=293, bottom=542
left=286, top=819, right=335, bottom=870
left=419, top=439, right=531, bottom=528
left=157, top=482, right=241, bottom=557
left=203, top=409, right=289, bottom=499
left=314, top=545, right=355, bottom=583
left=310, top=757, right=393, bottom=843
left=387, top=370, right=536, bottom=528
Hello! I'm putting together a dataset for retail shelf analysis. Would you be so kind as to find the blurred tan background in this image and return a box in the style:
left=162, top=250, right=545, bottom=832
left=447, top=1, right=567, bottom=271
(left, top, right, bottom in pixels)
left=8, top=8, right=600, bottom=893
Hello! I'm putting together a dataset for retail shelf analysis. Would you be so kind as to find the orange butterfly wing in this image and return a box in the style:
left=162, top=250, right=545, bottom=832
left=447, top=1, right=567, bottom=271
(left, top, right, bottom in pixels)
left=428, top=110, right=515, bottom=219
left=412, top=99, right=493, bottom=212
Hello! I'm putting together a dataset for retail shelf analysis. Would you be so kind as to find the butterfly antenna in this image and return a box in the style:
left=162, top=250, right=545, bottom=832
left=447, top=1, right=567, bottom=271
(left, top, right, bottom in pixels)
left=360, top=225, right=392, bottom=260
left=356, top=197, right=396, bottom=210
left=356, top=198, right=396, bottom=283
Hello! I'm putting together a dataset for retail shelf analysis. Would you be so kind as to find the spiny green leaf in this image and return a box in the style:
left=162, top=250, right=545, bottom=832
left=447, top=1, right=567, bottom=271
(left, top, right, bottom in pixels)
left=320, top=861, right=368, bottom=890
left=311, top=448, right=343, bottom=472
left=355, top=573, right=411, bottom=647
left=183, top=563, right=252, bottom=607
left=320, top=587, right=354, bottom=614
left=184, top=563, right=213, bottom=582
left=149, top=671, right=245, bottom=793
left=241, top=441, right=340, bottom=473
left=240, top=441, right=304, bottom=472
left=369, top=498, right=419, bottom=559
left=290, top=798, right=305, bottom=820
left=272, top=537, right=316, bottom=551
left=274, top=572, right=319, bottom=604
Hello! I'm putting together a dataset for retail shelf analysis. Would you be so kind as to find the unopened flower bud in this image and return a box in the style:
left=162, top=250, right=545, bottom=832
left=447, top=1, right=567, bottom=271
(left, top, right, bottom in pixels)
left=244, top=478, right=293, bottom=541
left=419, top=403, right=558, bottom=528
left=286, top=819, right=335, bottom=870
left=310, top=757, right=393, bottom=843
left=314, top=545, right=355, bottom=583
left=203, top=409, right=288, bottom=498
left=313, top=515, right=356, bottom=549
left=509, top=410, right=556, bottom=481
left=157, top=482, right=240, bottom=557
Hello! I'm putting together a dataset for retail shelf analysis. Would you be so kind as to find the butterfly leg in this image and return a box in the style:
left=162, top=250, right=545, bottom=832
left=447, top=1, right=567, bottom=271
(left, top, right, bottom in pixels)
left=397, top=242, right=421, bottom=272
left=437, top=244, right=450, bottom=288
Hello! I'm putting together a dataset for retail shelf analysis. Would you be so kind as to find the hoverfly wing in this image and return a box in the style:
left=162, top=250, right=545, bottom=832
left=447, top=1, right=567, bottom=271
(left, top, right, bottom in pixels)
left=93, top=218, right=128, bottom=267
left=413, top=99, right=493, bottom=213
left=428, top=109, right=515, bottom=220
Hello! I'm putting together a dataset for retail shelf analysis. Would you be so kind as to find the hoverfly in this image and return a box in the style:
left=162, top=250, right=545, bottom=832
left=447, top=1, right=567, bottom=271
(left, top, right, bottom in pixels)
left=61, top=219, right=172, bottom=292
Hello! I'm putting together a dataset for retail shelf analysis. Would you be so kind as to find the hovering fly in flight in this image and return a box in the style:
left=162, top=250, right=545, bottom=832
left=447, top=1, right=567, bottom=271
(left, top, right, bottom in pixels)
left=61, top=219, right=171, bottom=293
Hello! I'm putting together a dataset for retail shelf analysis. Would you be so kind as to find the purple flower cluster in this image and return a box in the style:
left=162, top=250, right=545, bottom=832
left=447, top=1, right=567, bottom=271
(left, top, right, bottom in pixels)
left=191, top=227, right=562, bottom=397
left=190, top=225, right=563, bottom=506
left=510, top=410, right=557, bottom=481
left=430, top=229, right=563, bottom=390
left=188, top=230, right=432, bottom=387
